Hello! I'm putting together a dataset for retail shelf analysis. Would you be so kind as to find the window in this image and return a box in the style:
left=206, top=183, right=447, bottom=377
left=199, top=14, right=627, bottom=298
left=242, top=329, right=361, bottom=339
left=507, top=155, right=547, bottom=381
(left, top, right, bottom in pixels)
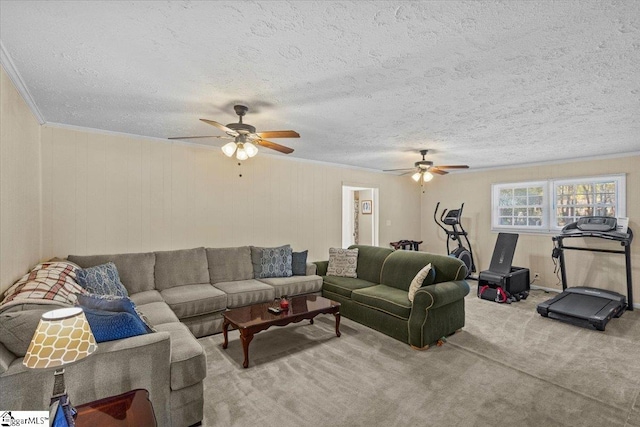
left=493, top=181, right=547, bottom=230
left=492, top=174, right=625, bottom=233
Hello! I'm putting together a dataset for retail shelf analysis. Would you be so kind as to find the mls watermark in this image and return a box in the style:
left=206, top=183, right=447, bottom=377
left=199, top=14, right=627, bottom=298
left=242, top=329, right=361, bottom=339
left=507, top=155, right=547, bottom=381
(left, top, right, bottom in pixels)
left=0, top=411, right=48, bottom=426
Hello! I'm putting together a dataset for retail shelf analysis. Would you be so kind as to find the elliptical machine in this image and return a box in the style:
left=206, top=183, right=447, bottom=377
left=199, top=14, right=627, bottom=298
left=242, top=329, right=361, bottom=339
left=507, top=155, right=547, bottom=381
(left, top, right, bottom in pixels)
left=434, top=202, right=476, bottom=278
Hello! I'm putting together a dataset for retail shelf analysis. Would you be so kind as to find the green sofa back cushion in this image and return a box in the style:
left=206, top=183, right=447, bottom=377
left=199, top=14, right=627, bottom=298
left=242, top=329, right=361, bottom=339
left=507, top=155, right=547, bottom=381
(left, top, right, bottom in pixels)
left=380, top=251, right=467, bottom=291
left=347, top=245, right=393, bottom=284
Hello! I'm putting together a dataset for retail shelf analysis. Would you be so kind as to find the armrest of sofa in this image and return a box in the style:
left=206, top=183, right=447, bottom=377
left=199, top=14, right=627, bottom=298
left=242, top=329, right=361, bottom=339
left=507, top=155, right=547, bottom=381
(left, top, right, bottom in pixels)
left=0, top=331, right=172, bottom=427
left=305, top=262, right=318, bottom=276
left=408, top=280, right=470, bottom=348
left=314, top=261, right=328, bottom=276
left=413, top=280, right=470, bottom=310
left=0, top=343, right=14, bottom=375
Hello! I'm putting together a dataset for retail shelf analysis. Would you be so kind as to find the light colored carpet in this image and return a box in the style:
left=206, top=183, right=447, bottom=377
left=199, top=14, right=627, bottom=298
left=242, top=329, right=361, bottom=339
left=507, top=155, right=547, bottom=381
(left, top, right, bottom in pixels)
left=199, top=287, right=640, bottom=426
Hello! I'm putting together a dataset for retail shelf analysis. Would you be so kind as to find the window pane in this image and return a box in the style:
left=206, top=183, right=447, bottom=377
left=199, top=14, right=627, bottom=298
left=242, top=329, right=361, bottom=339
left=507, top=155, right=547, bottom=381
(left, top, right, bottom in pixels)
left=514, top=188, right=527, bottom=197
left=500, top=208, right=513, bottom=216
left=528, top=218, right=542, bottom=226
left=499, top=189, right=513, bottom=206
left=528, top=207, right=543, bottom=216
left=499, top=217, right=513, bottom=226
left=528, top=195, right=543, bottom=205
left=514, top=196, right=527, bottom=206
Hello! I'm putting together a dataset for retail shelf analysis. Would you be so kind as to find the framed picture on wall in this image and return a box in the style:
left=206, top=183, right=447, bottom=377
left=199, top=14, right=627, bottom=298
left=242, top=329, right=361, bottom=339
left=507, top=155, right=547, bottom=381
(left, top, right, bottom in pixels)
left=362, top=200, right=372, bottom=215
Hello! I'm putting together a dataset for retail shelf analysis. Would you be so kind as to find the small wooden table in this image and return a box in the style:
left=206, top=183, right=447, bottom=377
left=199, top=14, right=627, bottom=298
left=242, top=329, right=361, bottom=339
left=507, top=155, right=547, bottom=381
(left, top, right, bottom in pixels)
left=75, top=389, right=157, bottom=427
left=222, top=295, right=341, bottom=368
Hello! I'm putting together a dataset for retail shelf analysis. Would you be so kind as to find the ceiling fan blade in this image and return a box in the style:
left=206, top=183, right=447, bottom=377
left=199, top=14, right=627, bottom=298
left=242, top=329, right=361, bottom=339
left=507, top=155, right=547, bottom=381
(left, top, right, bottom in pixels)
left=256, top=130, right=300, bottom=139
left=199, top=119, right=238, bottom=135
left=256, top=139, right=294, bottom=154
left=400, top=171, right=415, bottom=176
left=168, top=135, right=233, bottom=140
left=383, top=168, right=415, bottom=172
left=434, top=165, right=469, bottom=169
left=430, top=168, right=449, bottom=175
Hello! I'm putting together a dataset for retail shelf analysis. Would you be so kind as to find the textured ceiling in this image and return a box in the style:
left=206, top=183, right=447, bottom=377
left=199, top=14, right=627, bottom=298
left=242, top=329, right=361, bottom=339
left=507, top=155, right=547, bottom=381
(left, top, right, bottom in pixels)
left=1, top=1, right=639, bottom=171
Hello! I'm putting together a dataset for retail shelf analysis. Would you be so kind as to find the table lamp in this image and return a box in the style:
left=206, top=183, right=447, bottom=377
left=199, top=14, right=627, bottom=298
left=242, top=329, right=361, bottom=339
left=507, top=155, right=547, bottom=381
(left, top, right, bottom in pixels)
left=23, top=307, right=97, bottom=426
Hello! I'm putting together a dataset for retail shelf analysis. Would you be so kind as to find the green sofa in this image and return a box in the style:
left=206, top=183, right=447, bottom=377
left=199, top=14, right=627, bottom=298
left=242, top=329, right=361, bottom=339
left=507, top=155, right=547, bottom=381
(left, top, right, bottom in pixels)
left=316, top=245, right=470, bottom=349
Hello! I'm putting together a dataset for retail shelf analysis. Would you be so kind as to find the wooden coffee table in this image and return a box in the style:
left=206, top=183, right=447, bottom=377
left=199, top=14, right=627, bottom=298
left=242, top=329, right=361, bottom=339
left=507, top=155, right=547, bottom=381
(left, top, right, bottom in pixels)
left=222, top=295, right=341, bottom=368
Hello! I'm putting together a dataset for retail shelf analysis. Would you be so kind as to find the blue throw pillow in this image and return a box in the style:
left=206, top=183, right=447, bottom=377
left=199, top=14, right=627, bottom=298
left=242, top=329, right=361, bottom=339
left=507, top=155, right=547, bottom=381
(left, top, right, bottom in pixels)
left=77, top=293, right=154, bottom=333
left=292, top=250, right=308, bottom=276
left=76, top=262, right=128, bottom=297
left=82, top=308, right=148, bottom=343
left=258, top=245, right=293, bottom=278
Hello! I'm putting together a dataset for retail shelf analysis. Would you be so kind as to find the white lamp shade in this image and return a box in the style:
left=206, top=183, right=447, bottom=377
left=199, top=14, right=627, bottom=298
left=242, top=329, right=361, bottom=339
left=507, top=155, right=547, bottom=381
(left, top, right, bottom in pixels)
left=244, top=142, right=258, bottom=157
left=236, top=147, right=249, bottom=160
left=23, top=307, right=97, bottom=369
left=411, top=172, right=422, bottom=182
left=423, top=172, right=434, bottom=182
left=221, top=142, right=237, bottom=157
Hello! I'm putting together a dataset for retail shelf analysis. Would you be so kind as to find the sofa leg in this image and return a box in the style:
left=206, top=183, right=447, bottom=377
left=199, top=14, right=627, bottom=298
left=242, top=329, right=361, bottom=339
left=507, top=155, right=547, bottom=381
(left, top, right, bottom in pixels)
left=188, top=422, right=202, bottom=427
left=410, top=344, right=430, bottom=351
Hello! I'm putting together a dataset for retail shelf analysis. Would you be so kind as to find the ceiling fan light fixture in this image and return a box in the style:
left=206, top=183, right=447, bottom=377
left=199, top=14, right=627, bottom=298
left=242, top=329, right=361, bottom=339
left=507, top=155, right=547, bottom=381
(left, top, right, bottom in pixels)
left=244, top=142, right=258, bottom=158
left=236, top=145, right=249, bottom=161
left=411, top=172, right=422, bottom=182
left=423, top=172, right=434, bottom=182
left=221, top=142, right=237, bottom=157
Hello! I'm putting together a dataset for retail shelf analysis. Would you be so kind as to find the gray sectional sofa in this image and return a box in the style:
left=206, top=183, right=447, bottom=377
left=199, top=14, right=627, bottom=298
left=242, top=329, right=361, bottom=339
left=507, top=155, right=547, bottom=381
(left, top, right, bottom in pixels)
left=0, top=246, right=321, bottom=427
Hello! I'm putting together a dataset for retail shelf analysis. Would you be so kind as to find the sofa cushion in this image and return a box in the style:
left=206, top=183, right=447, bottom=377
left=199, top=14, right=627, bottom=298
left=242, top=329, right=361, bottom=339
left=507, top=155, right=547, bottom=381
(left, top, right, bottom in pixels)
left=129, top=290, right=164, bottom=306
left=327, top=248, right=358, bottom=278
left=206, top=247, right=254, bottom=284
left=153, top=322, right=206, bottom=390
left=213, top=279, right=275, bottom=308
left=161, top=284, right=226, bottom=319
left=322, top=276, right=377, bottom=298
left=352, top=285, right=412, bottom=320
left=154, top=248, right=210, bottom=291
left=381, top=250, right=462, bottom=292
left=76, top=262, right=128, bottom=297
left=258, top=275, right=322, bottom=298
left=68, top=252, right=156, bottom=294
left=136, top=301, right=180, bottom=326
left=348, top=245, right=394, bottom=284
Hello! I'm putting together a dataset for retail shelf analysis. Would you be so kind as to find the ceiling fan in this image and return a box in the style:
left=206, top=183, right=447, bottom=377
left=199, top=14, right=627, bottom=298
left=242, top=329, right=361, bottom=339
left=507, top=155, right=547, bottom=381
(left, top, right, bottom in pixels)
left=384, top=150, right=469, bottom=183
left=169, top=105, right=299, bottom=160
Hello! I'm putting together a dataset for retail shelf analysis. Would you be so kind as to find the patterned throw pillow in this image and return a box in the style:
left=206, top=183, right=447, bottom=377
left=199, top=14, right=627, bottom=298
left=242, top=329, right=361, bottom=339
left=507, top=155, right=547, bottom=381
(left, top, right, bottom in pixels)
left=0, top=261, right=87, bottom=310
left=408, top=263, right=433, bottom=302
left=76, top=293, right=155, bottom=334
left=256, top=245, right=293, bottom=279
left=76, top=262, right=128, bottom=297
left=81, top=308, right=149, bottom=343
left=327, top=248, right=359, bottom=278
left=292, top=250, right=308, bottom=276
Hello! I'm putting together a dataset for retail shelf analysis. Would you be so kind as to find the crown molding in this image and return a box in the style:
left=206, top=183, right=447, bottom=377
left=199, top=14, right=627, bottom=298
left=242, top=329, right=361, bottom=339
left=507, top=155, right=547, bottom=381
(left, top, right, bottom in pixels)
left=0, top=40, right=46, bottom=125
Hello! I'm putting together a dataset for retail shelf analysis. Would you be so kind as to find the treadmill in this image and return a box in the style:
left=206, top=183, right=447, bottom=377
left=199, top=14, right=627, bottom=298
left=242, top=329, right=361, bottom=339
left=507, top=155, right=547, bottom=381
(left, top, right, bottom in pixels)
left=537, top=216, right=633, bottom=331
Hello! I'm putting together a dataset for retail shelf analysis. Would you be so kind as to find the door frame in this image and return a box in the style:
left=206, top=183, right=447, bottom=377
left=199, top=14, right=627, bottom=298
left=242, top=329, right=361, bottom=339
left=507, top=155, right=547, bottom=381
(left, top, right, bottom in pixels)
left=342, top=183, right=379, bottom=248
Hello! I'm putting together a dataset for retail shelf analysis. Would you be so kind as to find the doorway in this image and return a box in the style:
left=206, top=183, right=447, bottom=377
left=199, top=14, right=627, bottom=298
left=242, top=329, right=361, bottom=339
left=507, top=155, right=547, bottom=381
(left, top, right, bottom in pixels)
left=342, top=184, right=379, bottom=248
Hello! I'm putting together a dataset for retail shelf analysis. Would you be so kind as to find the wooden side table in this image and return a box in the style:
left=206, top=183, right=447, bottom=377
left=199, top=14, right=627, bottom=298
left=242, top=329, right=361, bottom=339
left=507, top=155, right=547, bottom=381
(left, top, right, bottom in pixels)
left=75, top=389, right=157, bottom=427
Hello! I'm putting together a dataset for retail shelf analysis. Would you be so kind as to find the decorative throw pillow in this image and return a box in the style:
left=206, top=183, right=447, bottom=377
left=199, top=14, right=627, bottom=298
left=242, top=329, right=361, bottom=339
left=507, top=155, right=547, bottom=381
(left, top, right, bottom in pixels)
left=292, top=250, right=308, bottom=276
left=327, top=248, right=358, bottom=278
left=0, top=261, right=86, bottom=310
left=255, top=245, right=293, bottom=278
left=76, top=262, right=128, bottom=297
left=81, top=308, right=149, bottom=343
left=408, top=263, right=433, bottom=303
left=76, top=293, right=155, bottom=333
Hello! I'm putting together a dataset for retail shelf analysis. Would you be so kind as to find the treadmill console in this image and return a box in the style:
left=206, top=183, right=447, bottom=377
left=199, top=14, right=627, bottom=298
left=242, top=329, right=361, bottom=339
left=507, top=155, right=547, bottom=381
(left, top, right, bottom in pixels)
left=576, top=216, right=617, bottom=232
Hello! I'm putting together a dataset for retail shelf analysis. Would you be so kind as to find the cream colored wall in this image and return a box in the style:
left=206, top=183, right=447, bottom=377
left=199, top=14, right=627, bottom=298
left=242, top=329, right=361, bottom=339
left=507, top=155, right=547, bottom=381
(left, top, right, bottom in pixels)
left=421, top=156, right=640, bottom=305
left=40, top=126, right=421, bottom=262
left=0, top=66, right=42, bottom=295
